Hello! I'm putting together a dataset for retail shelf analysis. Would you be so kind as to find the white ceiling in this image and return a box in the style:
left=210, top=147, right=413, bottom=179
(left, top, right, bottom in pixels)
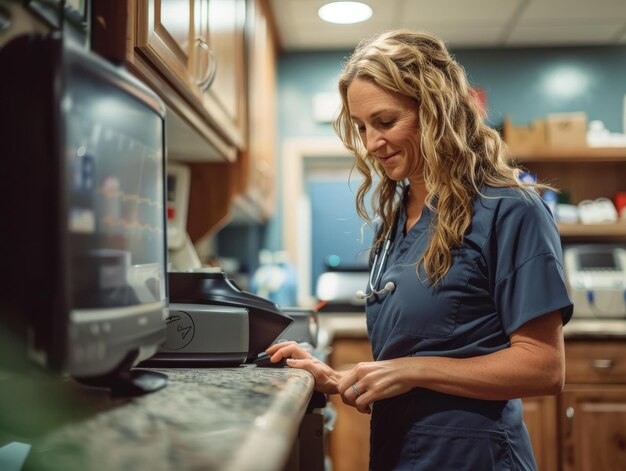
left=268, top=0, right=626, bottom=51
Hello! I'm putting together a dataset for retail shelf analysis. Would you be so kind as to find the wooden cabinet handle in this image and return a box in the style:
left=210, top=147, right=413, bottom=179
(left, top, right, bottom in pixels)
left=194, top=38, right=217, bottom=90
left=564, top=406, right=576, bottom=467
left=564, top=406, right=575, bottom=437
left=591, top=359, right=614, bottom=369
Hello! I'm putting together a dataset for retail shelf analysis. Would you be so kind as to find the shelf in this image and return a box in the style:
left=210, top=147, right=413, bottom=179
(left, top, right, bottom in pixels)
left=508, top=146, right=626, bottom=163
left=558, top=223, right=626, bottom=238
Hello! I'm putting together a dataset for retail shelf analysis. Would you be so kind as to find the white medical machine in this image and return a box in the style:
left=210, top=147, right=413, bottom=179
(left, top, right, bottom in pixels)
left=166, top=162, right=202, bottom=271
left=564, top=245, right=626, bottom=318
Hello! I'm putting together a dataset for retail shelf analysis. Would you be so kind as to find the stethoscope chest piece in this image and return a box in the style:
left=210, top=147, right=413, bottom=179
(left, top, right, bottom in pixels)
left=356, top=212, right=398, bottom=300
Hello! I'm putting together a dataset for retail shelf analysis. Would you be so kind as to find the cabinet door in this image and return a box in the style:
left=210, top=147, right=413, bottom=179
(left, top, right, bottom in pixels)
left=196, top=0, right=247, bottom=148
left=328, top=338, right=373, bottom=471
left=241, top=0, right=276, bottom=217
left=135, top=0, right=194, bottom=90
left=560, top=387, right=626, bottom=471
left=522, top=395, right=558, bottom=471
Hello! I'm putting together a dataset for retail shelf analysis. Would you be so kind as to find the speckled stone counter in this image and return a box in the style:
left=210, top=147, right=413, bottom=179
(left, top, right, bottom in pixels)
left=22, top=366, right=315, bottom=471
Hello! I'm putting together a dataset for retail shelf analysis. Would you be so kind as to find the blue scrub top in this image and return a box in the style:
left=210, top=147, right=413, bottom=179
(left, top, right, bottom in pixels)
left=365, top=186, right=573, bottom=471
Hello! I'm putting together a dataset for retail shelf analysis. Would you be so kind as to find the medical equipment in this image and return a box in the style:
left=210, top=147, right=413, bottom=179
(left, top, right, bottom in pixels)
left=316, top=270, right=369, bottom=306
left=355, top=212, right=398, bottom=300
left=578, top=198, right=618, bottom=224
left=564, top=245, right=626, bottom=318
left=355, top=281, right=396, bottom=299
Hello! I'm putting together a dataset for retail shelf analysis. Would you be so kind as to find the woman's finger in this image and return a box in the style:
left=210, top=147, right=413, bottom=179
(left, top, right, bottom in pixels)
left=338, top=379, right=360, bottom=407
left=267, top=344, right=313, bottom=363
left=285, top=357, right=314, bottom=369
left=266, top=341, right=298, bottom=354
left=338, top=383, right=372, bottom=414
left=336, top=370, right=358, bottom=397
left=355, top=401, right=372, bottom=415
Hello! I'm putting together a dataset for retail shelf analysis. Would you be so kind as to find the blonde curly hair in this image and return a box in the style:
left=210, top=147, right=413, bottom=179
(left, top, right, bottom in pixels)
left=334, top=30, right=536, bottom=285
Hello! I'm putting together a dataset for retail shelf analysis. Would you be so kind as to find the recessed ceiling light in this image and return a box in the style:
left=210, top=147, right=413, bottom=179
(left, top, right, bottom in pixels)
left=318, top=2, right=373, bottom=25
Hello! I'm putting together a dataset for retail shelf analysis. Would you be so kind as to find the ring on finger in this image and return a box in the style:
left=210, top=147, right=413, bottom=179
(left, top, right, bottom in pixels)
left=352, top=383, right=360, bottom=398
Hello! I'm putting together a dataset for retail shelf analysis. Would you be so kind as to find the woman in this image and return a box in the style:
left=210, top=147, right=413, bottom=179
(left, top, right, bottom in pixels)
left=267, top=30, right=573, bottom=470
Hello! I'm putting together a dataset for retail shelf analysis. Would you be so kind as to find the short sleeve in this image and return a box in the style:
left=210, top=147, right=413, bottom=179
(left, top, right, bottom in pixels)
left=490, top=191, right=573, bottom=335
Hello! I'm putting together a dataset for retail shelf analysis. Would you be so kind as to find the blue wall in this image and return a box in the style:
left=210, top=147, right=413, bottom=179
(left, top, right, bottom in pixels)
left=453, top=46, right=626, bottom=129
left=264, top=52, right=351, bottom=252
left=267, top=45, right=626, bottom=257
left=276, top=45, right=626, bottom=137
left=277, top=51, right=349, bottom=139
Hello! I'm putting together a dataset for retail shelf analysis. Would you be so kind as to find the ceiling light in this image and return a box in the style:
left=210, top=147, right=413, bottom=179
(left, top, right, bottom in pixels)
left=318, top=2, right=373, bottom=25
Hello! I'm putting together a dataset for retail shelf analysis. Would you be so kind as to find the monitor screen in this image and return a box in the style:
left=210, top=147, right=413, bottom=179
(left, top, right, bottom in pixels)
left=0, top=34, right=168, bottom=395
left=60, top=45, right=168, bottom=384
left=66, top=61, right=166, bottom=311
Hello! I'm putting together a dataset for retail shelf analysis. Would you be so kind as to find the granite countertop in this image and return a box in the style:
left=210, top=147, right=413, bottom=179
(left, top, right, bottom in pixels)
left=18, top=366, right=314, bottom=471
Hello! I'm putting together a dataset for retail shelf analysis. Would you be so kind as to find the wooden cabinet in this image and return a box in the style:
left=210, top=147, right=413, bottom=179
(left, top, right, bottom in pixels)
left=522, top=395, right=559, bottom=471
left=92, top=0, right=278, bottom=241
left=527, top=340, right=626, bottom=471
left=195, top=0, right=247, bottom=149
left=184, top=0, right=279, bottom=240
left=135, top=0, right=247, bottom=149
left=510, top=146, right=626, bottom=240
left=327, top=338, right=372, bottom=471
left=234, top=0, right=277, bottom=220
left=134, top=0, right=195, bottom=101
left=558, top=341, right=626, bottom=471
left=560, top=387, right=626, bottom=471
left=92, top=0, right=244, bottom=162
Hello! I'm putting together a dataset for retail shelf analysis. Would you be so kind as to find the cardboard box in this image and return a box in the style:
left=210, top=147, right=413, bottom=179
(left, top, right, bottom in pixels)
left=546, top=112, right=588, bottom=148
left=503, top=116, right=546, bottom=150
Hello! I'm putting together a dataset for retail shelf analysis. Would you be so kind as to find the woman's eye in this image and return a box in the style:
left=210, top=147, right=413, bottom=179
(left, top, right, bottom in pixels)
left=380, top=120, right=395, bottom=128
left=357, top=125, right=366, bottom=133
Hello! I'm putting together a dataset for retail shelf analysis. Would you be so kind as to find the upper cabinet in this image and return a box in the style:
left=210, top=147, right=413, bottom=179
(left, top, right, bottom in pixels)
left=92, top=0, right=248, bottom=162
left=187, top=0, right=277, bottom=241
left=233, top=0, right=277, bottom=220
left=134, top=1, right=195, bottom=99
left=92, top=0, right=278, bottom=241
left=194, top=0, right=247, bottom=149
left=92, top=0, right=276, bottom=242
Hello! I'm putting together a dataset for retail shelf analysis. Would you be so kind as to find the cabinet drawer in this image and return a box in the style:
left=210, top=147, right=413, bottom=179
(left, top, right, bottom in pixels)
left=565, top=341, right=626, bottom=384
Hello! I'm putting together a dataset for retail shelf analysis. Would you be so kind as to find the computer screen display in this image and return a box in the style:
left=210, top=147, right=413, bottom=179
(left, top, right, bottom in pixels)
left=0, top=34, right=168, bottom=394
left=66, top=61, right=166, bottom=311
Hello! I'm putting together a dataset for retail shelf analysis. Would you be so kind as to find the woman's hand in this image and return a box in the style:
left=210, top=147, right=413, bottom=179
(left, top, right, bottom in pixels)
left=265, top=341, right=343, bottom=394
left=337, top=358, right=421, bottom=414
left=336, top=311, right=566, bottom=411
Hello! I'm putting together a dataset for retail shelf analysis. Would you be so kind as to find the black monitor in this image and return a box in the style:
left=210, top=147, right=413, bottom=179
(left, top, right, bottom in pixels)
left=0, top=33, right=168, bottom=396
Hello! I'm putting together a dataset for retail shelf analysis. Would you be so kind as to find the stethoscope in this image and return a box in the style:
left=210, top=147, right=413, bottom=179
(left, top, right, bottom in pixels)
left=355, top=211, right=399, bottom=300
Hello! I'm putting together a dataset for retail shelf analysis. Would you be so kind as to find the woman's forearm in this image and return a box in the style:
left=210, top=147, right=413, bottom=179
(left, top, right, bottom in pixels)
left=338, top=311, right=565, bottom=409
left=406, top=311, right=565, bottom=400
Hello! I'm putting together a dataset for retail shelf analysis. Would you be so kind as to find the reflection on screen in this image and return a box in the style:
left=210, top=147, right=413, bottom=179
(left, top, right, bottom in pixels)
left=65, top=66, right=166, bottom=309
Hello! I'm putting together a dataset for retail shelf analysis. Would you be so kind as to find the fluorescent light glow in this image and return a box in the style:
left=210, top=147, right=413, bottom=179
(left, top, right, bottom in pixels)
left=543, top=65, right=591, bottom=100
left=318, top=2, right=373, bottom=25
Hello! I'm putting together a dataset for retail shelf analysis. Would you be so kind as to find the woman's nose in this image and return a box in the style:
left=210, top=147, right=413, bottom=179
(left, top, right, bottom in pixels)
left=365, top=129, right=385, bottom=154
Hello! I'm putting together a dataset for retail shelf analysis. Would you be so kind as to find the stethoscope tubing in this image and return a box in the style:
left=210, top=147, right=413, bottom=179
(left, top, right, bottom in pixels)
left=367, top=209, right=399, bottom=294
left=369, top=236, right=392, bottom=292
